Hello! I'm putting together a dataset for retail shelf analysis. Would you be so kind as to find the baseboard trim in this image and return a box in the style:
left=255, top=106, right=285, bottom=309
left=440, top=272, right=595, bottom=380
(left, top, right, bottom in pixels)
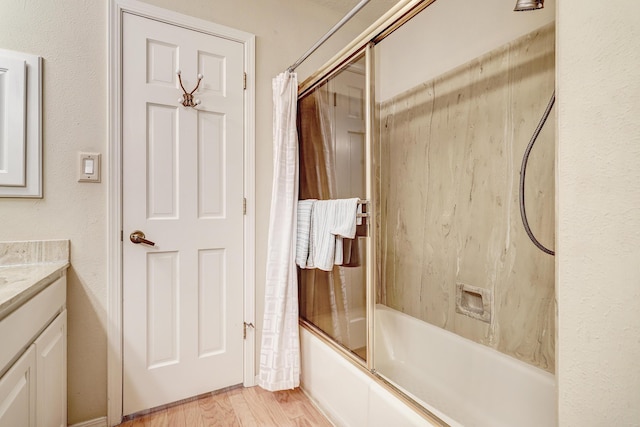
left=68, top=417, right=108, bottom=427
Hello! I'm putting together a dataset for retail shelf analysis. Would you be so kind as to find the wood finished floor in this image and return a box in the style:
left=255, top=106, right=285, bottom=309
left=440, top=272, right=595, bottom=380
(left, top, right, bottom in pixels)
left=116, top=386, right=334, bottom=427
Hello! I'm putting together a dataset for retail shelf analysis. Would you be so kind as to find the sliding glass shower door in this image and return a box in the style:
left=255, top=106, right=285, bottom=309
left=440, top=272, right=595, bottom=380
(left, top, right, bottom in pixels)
left=298, top=53, right=369, bottom=361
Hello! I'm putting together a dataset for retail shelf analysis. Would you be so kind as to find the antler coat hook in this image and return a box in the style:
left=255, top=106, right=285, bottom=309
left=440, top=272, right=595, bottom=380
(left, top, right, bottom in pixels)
left=177, top=70, right=203, bottom=108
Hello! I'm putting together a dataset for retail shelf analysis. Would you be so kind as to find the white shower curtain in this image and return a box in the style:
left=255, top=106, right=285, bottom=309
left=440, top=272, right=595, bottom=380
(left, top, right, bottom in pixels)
left=258, top=71, right=300, bottom=391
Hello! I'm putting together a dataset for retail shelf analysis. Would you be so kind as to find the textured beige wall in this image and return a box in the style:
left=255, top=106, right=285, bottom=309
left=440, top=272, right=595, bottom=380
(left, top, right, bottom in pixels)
left=376, top=24, right=555, bottom=372
left=0, top=0, right=362, bottom=423
left=556, top=0, right=640, bottom=424
left=0, top=1, right=108, bottom=420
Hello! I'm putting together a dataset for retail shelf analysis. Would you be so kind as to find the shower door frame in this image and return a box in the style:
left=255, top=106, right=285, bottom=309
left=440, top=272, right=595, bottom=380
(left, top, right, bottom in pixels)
left=363, top=42, right=376, bottom=374
left=297, top=44, right=375, bottom=371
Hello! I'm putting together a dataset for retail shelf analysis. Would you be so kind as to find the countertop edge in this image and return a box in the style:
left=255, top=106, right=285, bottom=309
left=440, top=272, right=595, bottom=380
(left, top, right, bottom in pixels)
left=0, top=262, right=69, bottom=321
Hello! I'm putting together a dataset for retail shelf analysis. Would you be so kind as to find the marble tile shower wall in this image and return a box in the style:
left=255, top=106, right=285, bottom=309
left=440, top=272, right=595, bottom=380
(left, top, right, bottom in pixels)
left=375, top=23, right=555, bottom=372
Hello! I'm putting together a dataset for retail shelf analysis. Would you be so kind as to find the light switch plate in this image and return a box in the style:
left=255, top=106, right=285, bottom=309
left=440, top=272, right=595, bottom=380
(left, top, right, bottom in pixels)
left=78, top=152, right=101, bottom=183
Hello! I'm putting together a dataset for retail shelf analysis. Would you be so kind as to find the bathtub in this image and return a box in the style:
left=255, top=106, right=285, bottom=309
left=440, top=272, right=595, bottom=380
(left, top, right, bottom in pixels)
left=374, top=305, right=556, bottom=427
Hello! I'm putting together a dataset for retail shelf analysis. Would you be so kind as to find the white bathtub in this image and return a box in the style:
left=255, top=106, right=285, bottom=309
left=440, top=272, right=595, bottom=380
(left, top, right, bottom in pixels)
left=374, top=304, right=556, bottom=427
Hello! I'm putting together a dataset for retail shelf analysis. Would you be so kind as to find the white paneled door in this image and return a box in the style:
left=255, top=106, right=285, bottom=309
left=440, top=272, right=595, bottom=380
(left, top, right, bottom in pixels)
left=122, top=12, right=245, bottom=415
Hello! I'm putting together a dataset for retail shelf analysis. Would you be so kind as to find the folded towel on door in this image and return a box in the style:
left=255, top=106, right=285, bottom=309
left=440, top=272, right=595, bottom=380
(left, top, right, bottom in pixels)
left=311, top=198, right=360, bottom=271
left=295, top=199, right=316, bottom=268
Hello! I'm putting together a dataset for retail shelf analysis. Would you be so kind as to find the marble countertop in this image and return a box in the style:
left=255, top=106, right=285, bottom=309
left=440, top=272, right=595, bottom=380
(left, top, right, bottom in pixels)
left=0, top=240, right=70, bottom=321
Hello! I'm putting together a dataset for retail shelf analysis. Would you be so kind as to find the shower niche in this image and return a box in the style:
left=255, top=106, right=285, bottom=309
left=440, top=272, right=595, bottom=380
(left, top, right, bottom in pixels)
left=298, top=1, right=556, bottom=425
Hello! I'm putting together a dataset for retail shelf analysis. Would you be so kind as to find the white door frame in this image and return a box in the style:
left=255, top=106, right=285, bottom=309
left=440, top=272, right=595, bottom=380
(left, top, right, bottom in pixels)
left=107, top=0, right=255, bottom=424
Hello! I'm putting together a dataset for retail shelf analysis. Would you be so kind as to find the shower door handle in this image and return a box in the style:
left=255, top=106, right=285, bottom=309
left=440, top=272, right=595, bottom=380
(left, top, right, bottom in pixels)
left=129, top=230, right=155, bottom=246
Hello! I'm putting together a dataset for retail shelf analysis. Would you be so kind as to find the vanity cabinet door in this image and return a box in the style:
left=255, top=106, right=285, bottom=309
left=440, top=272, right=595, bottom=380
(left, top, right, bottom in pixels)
left=35, top=310, right=66, bottom=427
left=0, top=345, right=36, bottom=427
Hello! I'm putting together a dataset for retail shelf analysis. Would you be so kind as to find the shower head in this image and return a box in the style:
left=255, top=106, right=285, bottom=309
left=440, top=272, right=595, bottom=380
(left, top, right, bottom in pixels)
left=514, top=0, right=544, bottom=11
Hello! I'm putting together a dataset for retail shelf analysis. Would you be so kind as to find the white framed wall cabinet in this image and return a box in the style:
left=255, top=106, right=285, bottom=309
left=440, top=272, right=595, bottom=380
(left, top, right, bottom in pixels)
left=0, top=49, right=42, bottom=197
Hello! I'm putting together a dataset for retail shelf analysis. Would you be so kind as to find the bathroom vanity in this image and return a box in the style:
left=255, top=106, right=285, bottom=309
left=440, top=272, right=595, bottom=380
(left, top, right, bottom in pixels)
left=0, top=240, right=69, bottom=427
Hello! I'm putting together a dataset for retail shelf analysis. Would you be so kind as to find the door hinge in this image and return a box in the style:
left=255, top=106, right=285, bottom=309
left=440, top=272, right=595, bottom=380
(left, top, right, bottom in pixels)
left=243, top=197, right=247, bottom=215
left=243, top=322, right=254, bottom=339
left=120, top=230, right=123, bottom=242
left=243, top=72, right=247, bottom=90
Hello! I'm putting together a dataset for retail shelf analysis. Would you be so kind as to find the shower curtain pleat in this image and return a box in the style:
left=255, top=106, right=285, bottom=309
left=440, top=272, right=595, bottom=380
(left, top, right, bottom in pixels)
left=258, top=72, right=300, bottom=391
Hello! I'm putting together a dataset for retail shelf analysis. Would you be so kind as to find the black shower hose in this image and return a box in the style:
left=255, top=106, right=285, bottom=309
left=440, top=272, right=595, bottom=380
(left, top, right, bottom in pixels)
left=519, top=91, right=556, bottom=256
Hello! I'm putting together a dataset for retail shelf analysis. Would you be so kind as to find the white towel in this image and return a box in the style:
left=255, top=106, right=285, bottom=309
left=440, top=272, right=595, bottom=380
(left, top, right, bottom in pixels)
left=330, top=198, right=359, bottom=238
left=311, top=198, right=360, bottom=271
left=295, top=199, right=316, bottom=268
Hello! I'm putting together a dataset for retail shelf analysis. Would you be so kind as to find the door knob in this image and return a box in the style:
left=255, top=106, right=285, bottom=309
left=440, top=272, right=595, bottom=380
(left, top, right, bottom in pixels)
left=129, top=230, right=155, bottom=246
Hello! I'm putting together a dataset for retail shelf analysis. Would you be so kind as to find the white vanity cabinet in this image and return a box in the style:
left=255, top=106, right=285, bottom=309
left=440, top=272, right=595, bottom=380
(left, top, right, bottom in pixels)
left=0, top=344, right=36, bottom=426
left=0, top=275, right=67, bottom=427
left=35, top=309, right=67, bottom=427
